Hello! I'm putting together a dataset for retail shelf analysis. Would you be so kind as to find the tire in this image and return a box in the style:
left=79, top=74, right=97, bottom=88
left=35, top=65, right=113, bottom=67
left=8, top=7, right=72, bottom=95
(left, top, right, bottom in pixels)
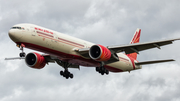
left=60, top=71, right=64, bottom=76
left=96, top=67, right=99, bottom=72
left=65, top=76, right=69, bottom=79
left=70, top=74, right=73, bottom=79
left=19, top=53, right=23, bottom=57
left=105, top=70, right=109, bottom=75
left=22, top=52, right=26, bottom=57
left=19, top=52, right=26, bottom=57
left=101, top=67, right=105, bottom=72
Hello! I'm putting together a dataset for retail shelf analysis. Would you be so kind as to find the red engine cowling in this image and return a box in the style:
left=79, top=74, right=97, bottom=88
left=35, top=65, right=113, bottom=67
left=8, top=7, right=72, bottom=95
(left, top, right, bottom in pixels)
left=89, top=44, right=111, bottom=61
left=25, top=52, right=46, bottom=69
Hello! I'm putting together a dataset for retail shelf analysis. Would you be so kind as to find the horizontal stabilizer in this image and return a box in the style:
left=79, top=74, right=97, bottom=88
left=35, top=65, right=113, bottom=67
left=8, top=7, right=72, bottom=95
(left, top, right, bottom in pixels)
left=5, top=57, right=25, bottom=60
left=135, top=59, right=175, bottom=65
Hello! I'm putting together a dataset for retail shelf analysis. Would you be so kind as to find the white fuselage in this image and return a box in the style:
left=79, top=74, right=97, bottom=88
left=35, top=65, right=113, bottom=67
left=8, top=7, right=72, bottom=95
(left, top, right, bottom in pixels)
left=8, top=23, right=141, bottom=72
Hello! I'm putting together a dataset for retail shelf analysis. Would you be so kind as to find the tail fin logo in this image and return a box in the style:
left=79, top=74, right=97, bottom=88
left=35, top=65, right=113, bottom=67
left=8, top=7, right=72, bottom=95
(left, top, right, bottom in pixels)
left=130, top=28, right=141, bottom=44
left=128, top=28, right=141, bottom=60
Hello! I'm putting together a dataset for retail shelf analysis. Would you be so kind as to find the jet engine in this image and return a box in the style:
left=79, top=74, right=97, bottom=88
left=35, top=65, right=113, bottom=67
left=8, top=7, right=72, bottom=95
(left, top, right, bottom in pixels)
left=25, top=52, right=46, bottom=69
left=89, top=44, right=111, bottom=61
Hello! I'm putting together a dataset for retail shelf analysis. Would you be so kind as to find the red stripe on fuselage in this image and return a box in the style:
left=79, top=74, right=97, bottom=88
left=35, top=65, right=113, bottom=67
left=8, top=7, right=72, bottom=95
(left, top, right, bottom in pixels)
left=37, top=31, right=53, bottom=38
left=58, top=37, right=84, bottom=47
left=17, top=42, right=99, bottom=67
left=37, top=33, right=84, bottom=48
left=36, top=30, right=84, bottom=48
left=17, top=42, right=124, bottom=72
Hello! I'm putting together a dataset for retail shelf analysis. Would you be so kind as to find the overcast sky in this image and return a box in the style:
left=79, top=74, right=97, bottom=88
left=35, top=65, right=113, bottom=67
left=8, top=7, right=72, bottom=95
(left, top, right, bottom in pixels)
left=1, top=0, right=180, bottom=101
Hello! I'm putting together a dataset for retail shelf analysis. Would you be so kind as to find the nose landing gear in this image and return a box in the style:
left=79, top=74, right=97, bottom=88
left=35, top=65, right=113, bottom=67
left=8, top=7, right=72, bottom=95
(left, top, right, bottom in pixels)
left=20, top=52, right=26, bottom=57
left=17, top=43, right=26, bottom=57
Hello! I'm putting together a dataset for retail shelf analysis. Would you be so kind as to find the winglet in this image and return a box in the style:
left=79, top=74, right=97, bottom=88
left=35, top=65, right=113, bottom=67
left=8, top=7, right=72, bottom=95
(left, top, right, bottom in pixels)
left=128, top=28, right=141, bottom=60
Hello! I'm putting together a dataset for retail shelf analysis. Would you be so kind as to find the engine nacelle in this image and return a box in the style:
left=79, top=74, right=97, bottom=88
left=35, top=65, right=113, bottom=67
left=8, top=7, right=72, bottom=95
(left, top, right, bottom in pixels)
left=25, top=52, right=46, bottom=69
left=89, top=44, right=111, bottom=61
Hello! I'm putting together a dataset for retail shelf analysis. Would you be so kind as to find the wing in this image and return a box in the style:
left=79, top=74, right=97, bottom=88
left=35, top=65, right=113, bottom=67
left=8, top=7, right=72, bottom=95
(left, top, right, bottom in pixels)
left=5, top=57, right=25, bottom=60
left=76, top=38, right=180, bottom=58
left=135, top=59, right=175, bottom=65
left=5, top=54, right=56, bottom=63
left=42, top=54, right=80, bottom=69
left=108, top=38, right=180, bottom=54
left=5, top=54, right=79, bottom=69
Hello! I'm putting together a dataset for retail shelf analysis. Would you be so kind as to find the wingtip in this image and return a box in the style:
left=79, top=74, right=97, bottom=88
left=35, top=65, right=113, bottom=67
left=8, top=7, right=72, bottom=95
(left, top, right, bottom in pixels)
left=170, top=59, right=175, bottom=61
left=175, top=38, right=180, bottom=41
left=135, top=59, right=175, bottom=65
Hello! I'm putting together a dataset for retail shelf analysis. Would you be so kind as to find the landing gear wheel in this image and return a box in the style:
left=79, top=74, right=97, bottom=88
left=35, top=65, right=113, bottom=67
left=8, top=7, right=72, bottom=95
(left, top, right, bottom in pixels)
left=69, top=73, right=73, bottom=79
left=19, top=52, right=26, bottom=57
left=101, top=72, right=104, bottom=75
left=65, top=75, right=69, bottom=79
left=105, top=70, right=109, bottom=75
left=96, top=67, right=100, bottom=72
left=95, top=66, right=109, bottom=75
left=60, top=71, right=64, bottom=76
left=56, top=60, right=75, bottom=79
left=59, top=69, right=74, bottom=79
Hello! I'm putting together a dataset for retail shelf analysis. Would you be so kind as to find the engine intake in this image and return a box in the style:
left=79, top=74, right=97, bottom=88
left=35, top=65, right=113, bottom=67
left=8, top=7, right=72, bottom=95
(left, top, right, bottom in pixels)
left=89, top=44, right=111, bottom=61
left=25, top=52, right=46, bottom=69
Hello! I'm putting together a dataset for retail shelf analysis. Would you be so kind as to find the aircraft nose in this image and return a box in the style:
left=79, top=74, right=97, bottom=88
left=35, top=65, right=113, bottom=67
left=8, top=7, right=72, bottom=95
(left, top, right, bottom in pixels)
left=8, top=29, right=22, bottom=42
left=8, top=29, right=13, bottom=37
left=8, top=29, right=16, bottom=39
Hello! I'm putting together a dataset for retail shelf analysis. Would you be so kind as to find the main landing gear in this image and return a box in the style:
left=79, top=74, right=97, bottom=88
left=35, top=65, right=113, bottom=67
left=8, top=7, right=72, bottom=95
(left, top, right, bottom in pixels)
left=60, top=70, right=73, bottom=79
left=56, top=60, right=74, bottom=79
left=96, top=66, right=109, bottom=75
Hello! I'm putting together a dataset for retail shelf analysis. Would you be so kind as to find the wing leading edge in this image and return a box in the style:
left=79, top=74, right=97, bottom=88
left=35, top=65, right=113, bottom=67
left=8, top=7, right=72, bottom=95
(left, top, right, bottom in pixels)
left=107, top=38, right=180, bottom=54
left=135, top=59, right=175, bottom=65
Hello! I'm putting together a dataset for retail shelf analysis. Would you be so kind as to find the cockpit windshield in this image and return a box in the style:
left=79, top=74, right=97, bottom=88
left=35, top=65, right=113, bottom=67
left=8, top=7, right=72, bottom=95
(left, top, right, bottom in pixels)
left=11, top=27, right=25, bottom=30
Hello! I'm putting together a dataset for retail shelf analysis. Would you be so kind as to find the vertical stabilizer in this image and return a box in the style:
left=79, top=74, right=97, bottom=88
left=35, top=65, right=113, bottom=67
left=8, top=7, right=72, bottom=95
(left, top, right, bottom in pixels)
left=127, top=28, right=141, bottom=60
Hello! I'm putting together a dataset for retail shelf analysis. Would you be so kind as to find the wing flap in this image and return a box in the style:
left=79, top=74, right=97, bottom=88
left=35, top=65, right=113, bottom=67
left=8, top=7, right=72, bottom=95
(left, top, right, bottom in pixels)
left=55, top=59, right=80, bottom=69
left=74, top=48, right=90, bottom=59
left=135, top=59, right=175, bottom=65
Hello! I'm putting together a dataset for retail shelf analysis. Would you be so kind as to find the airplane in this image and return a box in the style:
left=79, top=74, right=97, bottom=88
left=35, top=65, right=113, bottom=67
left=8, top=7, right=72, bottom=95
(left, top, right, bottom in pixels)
left=5, top=23, right=180, bottom=79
